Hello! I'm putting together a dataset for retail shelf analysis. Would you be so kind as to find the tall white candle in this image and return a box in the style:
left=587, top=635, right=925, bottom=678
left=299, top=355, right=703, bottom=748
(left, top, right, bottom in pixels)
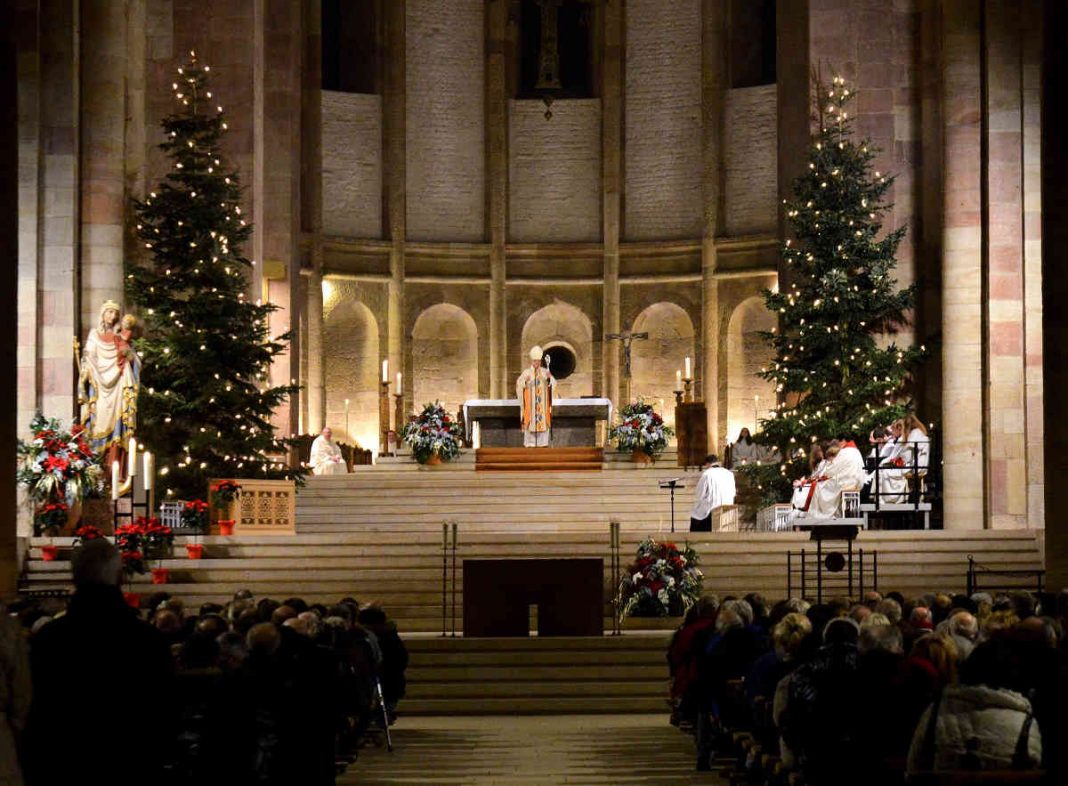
left=128, top=436, right=138, bottom=477
left=675, top=369, right=682, bottom=390
left=382, top=359, right=389, bottom=383
left=396, top=372, right=403, bottom=395
left=143, top=451, right=154, bottom=491
left=111, top=460, right=120, bottom=500
left=684, top=357, right=692, bottom=379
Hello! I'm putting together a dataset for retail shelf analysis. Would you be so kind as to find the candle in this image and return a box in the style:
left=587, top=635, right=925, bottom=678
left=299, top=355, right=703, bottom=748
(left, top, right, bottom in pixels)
left=684, top=357, right=692, bottom=379
left=111, top=460, right=120, bottom=500
left=344, top=398, right=350, bottom=411
left=396, top=372, right=403, bottom=395
left=675, top=370, right=682, bottom=391
left=143, top=451, right=154, bottom=491
left=382, top=359, right=389, bottom=384
left=128, top=436, right=138, bottom=477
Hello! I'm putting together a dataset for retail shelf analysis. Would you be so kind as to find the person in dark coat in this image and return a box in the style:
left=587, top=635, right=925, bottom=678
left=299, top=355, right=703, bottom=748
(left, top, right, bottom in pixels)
left=22, top=539, right=176, bottom=786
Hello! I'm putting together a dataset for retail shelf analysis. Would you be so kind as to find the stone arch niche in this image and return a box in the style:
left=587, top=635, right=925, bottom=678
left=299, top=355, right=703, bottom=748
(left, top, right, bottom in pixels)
left=726, top=295, right=777, bottom=443
left=631, top=302, right=696, bottom=429
left=520, top=301, right=594, bottom=398
left=411, top=304, right=479, bottom=417
left=324, top=297, right=379, bottom=450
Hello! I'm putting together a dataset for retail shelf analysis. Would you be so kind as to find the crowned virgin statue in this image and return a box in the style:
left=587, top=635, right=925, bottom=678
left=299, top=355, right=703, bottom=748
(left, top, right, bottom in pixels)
left=77, top=300, right=141, bottom=464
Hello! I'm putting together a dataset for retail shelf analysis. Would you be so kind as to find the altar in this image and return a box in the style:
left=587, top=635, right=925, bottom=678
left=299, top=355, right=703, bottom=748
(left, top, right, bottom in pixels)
left=463, top=398, right=613, bottom=447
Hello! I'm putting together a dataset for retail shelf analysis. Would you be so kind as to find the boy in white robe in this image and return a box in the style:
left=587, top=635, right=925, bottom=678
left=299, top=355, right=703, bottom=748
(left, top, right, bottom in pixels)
left=689, top=454, right=737, bottom=532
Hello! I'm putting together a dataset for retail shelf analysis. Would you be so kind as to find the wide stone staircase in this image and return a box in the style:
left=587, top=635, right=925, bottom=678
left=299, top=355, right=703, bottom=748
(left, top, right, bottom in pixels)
left=20, top=461, right=1045, bottom=714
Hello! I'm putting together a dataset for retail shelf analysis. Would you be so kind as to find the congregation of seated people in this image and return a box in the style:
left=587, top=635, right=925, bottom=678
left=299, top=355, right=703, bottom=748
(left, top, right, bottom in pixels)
left=669, top=586, right=1068, bottom=784
left=0, top=539, right=408, bottom=786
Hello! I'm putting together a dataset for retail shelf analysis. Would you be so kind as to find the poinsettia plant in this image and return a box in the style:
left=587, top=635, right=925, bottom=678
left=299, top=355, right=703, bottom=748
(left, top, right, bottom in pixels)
left=181, top=499, right=210, bottom=533
left=142, top=516, right=174, bottom=564
left=72, top=525, right=106, bottom=549
left=115, top=522, right=147, bottom=576
left=401, top=401, right=463, bottom=464
left=17, top=413, right=104, bottom=535
left=609, top=399, right=674, bottom=458
left=617, top=538, right=703, bottom=618
left=210, top=480, right=241, bottom=511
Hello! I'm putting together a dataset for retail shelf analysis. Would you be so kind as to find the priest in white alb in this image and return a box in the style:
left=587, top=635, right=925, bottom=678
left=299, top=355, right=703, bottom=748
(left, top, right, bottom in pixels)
left=516, top=345, right=555, bottom=448
left=690, top=454, right=736, bottom=532
left=309, top=427, right=348, bottom=475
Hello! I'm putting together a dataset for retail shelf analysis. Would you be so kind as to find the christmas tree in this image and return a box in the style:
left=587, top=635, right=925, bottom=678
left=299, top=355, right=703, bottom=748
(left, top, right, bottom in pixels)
left=126, top=52, right=303, bottom=501
left=746, top=74, right=927, bottom=503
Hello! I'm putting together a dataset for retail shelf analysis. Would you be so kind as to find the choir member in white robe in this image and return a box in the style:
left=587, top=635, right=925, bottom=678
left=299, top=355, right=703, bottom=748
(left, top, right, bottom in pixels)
left=309, top=427, right=348, bottom=475
left=809, top=439, right=867, bottom=518
left=731, top=428, right=759, bottom=465
left=869, top=420, right=909, bottom=504
left=690, top=454, right=737, bottom=532
left=792, top=444, right=828, bottom=516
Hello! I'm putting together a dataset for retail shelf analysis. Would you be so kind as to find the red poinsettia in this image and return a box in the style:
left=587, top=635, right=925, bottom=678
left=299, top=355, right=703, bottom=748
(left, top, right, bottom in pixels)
left=43, top=455, right=69, bottom=474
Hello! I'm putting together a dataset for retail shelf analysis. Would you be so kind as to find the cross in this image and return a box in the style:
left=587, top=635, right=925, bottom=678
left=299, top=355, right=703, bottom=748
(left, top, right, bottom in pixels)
left=606, top=330, right=649, bottom=382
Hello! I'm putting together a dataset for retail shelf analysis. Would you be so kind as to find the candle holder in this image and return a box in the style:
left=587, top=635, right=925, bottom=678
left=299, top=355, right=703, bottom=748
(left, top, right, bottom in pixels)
left=379, top=381, right=392, bottom=456
left=393, top=393, right=405, bottom=448
left=683, top=377, right=695, bottom=403
left=673, top=390, right=684, bottom=407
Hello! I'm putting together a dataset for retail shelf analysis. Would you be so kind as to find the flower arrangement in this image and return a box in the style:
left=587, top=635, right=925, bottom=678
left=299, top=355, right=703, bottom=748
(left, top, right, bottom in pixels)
left=211, top=480, right=242, bottom=511
left=401, top=401, right=463, bottom=464
left=72, top=525, right=105, bottom=549
left=181, top=499, right=210, bottom=533
left=115, top=522, right=147, bottom=577
left=609, top=399, right=674, bottom=459
left=616, top=538, right=703, bottom=618
left=17, top=413, right=104, bottom=535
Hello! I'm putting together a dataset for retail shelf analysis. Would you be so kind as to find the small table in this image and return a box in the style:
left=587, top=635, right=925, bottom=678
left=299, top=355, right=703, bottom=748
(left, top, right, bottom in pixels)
left=462, top=558, right=604, bottom=637
left=464, top=398, right=613, bottom=447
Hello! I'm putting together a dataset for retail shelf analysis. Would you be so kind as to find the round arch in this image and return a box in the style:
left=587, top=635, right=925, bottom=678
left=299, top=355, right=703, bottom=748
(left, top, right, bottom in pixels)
left=411, top=303, right=479, bottom=417
left=631, top=302, right=695, bottom=428
left=520, top=301, right=594, bottom=397
left=726, top=295, right=776, bottom=443
left=324, top=298, right=379, bottom=449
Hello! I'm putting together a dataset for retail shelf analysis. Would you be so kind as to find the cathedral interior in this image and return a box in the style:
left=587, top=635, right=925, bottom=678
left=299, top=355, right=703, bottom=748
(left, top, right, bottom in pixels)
left=4, top=0, right=1068, bottom=589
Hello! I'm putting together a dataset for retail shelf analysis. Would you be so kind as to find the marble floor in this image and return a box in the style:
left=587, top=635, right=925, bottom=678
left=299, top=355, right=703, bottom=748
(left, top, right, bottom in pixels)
left=341, top=714, right=728, bottom=785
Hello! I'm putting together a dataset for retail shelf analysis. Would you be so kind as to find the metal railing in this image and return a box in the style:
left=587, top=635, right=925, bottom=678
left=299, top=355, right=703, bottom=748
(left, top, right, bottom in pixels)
left=966, top=555, right=1045, bottom=596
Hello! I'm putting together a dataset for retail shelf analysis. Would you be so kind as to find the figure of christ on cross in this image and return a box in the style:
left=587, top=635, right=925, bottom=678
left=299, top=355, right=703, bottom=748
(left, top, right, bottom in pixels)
left=606, top=329, right=649, bottom=404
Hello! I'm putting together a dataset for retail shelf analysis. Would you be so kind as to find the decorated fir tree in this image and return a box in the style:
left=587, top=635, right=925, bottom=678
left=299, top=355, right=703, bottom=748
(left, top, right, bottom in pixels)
left=746, top=74, right=927, bottom=503
left=126, top=53, right=302, bottom=500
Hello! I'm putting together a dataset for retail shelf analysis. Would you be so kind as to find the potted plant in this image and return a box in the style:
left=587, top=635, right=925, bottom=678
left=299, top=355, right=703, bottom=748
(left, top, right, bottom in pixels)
left=17, top=414, right=103, bottom=539
left=115, top=520, right=147, bottom=600
left=616, top=538, right=703, bottom=622
left=401, top=402, right=463, bottom=466
left=181, top=499, right=209, bottom=558
left=609, top=399, right=674, bottom=463
left=211, top=480, right=241, bottom=535
left=36, top=502, right=70, bottom=560
left=142, top=516, right=175, bottom=584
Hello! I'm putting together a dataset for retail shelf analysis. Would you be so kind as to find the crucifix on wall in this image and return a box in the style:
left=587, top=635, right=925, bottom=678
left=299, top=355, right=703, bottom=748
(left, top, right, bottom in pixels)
left=606, top=329, right=649, bottom=404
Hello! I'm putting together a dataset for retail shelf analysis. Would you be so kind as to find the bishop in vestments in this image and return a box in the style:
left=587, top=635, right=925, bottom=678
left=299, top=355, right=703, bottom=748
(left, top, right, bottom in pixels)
left=516, top=345, right=555, bottom=448
left=309, top=427, right=348, bottom=475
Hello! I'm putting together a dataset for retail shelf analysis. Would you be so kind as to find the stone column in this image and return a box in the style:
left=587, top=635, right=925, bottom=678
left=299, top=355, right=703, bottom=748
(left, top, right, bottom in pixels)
left=984, top=0, right=1029, bottom=528
left=17, top=0, right=41, bottom=435
left=79, top=1, right=128, bottom=332
left=487, top=0, right=508, bottom=398
left=701, top=0, right=726, bottom=446
left=601, top=0, right=623, bottom=406
left=940, top=0, right=985, bottom=530
left=39, top=0, right=81, bottom=420
left=2, top=0, right=20, bottom=598
left=384, top=0, right=406, bottom=414
left=303, top=0, right=325, bottom=432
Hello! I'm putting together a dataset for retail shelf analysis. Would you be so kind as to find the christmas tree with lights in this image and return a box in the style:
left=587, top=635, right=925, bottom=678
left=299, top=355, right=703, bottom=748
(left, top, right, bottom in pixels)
left=126, top=52, right=302, bottom=500
left=747, top=74, right=927, bottom=504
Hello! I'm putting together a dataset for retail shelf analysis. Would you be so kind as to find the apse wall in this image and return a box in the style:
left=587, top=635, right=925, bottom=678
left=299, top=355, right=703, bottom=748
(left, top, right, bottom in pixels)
left=321, top=91, right=382, bottom=238
left=724, top=85, right=778, bottom=236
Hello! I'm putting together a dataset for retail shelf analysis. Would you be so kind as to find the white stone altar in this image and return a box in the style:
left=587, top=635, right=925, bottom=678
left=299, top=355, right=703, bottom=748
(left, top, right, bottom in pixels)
left=464, top=398, right=613, bottom=447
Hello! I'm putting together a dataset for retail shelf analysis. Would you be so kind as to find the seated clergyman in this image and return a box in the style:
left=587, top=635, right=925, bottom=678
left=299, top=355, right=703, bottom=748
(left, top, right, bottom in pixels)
left=309, top=427, right=347, bottom=475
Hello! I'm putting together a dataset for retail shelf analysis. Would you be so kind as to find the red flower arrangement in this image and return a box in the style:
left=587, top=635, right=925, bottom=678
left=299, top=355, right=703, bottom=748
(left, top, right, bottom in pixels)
left=617, top=538, right=703, bottom=618
left=114, top=516, right=173, bottom=577
left=72, top=524, right=105, bottom=549
left=211, top=480, right=242, bottom=510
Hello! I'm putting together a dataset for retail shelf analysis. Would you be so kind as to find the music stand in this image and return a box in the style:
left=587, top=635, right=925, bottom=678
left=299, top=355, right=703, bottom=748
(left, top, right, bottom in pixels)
left=658, top=478, right=686, bottom=533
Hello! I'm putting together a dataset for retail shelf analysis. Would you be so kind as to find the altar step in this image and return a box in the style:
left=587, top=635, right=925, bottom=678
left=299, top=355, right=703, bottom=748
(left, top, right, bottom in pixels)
left=475, top=447, right=604, bottom=472
left=22, top=529, right=1044, bottom=633
left=402, top=634, right=671, bottom=714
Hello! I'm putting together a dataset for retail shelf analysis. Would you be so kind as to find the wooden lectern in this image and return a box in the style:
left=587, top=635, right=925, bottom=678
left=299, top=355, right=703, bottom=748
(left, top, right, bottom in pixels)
left=675, top=402, right=708, bottom=468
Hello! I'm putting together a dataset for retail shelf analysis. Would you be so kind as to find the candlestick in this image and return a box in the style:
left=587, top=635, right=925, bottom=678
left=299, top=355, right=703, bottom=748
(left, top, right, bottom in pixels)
left=128, top=437, right=137, bottom=477
left=111, top=460, right=120, bottom=500
left=396, top=372, right=403, bottom=396
left=143, top=451, right=154, bottom=491
left=674, top=390, right=684, bottom=406
left=675, top=369, right=682, bottom=391
left=382, top=359, right=389, bottom=384
left=684, top=356, right=691, bottom=379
